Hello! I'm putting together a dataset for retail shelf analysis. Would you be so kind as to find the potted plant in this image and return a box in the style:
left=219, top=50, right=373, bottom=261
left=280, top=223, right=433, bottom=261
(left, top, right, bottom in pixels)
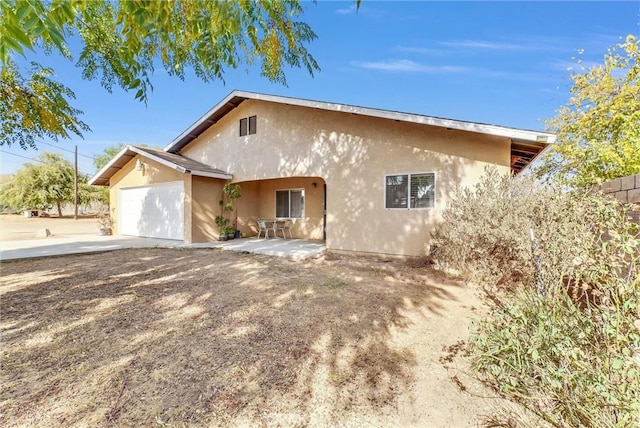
left=215, top=216, right=229, bottom=241
left=97, top=210, right=114, bottom=235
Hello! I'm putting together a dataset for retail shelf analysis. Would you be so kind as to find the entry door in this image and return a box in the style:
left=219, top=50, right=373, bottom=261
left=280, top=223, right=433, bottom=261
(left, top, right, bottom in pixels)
left=119, top=182, right=184, bottom=240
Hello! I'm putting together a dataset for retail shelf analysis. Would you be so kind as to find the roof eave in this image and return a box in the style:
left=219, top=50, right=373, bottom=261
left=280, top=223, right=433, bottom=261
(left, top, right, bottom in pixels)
left=88, top=145, right=133, bottom=186
left=88, top=145, right=232, bottom=186
left=164, top=90, right=556, bottom=154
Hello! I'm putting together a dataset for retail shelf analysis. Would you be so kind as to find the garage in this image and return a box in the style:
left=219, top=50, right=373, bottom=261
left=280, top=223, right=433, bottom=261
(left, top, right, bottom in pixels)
left=119, top=181, right=184, bottom=240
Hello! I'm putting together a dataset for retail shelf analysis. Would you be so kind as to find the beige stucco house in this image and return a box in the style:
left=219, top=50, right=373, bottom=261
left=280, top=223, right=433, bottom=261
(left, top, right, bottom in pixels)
left=89, top=90, right=555, bottom=256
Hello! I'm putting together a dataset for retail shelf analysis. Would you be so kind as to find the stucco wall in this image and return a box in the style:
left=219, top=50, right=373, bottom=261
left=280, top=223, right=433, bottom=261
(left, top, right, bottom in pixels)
left=180, top=99, right=511, bottom=256
left=191, top=176, right=224, bottom=242
left=109, top=154, right=192, bottom=241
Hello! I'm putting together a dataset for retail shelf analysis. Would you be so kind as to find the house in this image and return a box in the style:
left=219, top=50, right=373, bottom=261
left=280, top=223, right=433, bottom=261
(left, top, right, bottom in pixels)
left=89, top=90, right=555, bottom=256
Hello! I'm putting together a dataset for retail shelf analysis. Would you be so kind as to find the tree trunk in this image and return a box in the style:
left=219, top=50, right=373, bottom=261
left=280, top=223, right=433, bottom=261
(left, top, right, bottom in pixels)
left=56, top=201, right=62, bottom=217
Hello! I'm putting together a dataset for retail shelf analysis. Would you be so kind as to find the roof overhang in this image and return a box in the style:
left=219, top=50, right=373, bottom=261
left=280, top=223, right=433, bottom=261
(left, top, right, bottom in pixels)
left=511, top=138, right=550, bottom=175
left=88, top=145, right=232, bottom=186
left=164, top=90, right=557, bottom=160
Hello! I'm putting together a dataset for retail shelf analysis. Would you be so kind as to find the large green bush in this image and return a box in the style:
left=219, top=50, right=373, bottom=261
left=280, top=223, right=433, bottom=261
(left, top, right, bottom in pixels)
left=433, top=167, right=640, bottom=426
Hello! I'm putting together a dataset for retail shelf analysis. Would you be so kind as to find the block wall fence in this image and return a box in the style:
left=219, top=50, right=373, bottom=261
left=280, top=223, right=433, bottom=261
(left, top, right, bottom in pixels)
left=598, top=173, right=640, bottom=223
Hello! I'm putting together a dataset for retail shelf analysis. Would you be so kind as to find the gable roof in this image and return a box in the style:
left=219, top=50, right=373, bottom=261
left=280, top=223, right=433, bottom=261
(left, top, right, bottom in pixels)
left=88, top=145, right=231, bottom=186
left=164, top=90, right=555, bottom=174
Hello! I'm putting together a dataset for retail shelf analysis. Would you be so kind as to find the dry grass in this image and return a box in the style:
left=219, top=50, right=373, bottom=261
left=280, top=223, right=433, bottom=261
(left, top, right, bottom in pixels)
left=1, top=248, right=510, bottom=427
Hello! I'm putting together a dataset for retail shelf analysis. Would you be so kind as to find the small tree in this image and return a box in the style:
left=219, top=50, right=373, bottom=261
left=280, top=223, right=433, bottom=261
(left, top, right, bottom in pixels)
left=215, top=182, right=242, bottom=236
left=0, top=151, right=105, bottom=216
left=537, top=34, right=640, bottom=187
left=1, top=152, right=74, bottom=216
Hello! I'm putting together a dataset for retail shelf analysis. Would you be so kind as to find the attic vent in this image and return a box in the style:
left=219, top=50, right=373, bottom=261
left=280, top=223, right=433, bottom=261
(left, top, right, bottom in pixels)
left=239, top=115, right=257, bottom=136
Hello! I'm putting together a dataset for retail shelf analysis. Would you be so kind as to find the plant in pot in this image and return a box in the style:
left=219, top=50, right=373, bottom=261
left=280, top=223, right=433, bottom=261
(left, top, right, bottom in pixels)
left=215, top=216, right=229, bottom=241
left=96, top=209, right=114, bottom=235
left=216, top=182, right=242, bottom=240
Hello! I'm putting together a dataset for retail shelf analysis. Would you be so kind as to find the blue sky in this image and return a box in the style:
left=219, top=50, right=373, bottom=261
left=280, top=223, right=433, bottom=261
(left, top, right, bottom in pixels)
left=1, top=1, right=638, bottom=176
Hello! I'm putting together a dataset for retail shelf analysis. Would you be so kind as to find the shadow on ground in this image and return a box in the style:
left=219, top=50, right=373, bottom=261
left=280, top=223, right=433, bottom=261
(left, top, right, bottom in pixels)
left=1, top=249, right=463, bottom=426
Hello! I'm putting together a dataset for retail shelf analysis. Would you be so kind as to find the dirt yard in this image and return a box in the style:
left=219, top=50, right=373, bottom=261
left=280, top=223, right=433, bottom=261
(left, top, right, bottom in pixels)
left=1, top=249, right=521, bottom=427
left=0, top=215, right=98, bottom=241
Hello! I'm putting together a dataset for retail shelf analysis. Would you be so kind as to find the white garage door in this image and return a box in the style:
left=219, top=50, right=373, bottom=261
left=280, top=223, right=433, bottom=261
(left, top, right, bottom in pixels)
left=119, top=181, right=184, bottom=240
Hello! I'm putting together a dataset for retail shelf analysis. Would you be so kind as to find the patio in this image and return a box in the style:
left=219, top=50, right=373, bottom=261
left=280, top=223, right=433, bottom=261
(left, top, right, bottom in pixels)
left=186, top=237, right=326, bottom=259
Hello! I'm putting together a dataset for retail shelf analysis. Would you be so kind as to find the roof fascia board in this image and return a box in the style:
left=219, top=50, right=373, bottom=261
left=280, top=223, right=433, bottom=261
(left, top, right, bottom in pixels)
left=252, top=92, right=556, bottom=142
left=164, top=90, right=247, bottom=152
left=191, top=170, right=233, bottom=180
left=88, top=145, right=133, bottom=185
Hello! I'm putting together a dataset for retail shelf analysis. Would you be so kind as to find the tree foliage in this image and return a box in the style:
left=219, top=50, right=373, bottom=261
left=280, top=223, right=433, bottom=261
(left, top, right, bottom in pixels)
left=1, top=60, right=90, bottom=150
left=537, top=34, right=640, bottom=187
left=0, top=151, right=101, bottom=216
left=0, top=0, right=320, bottom=149
left=93, top=143, right=126, bottom=172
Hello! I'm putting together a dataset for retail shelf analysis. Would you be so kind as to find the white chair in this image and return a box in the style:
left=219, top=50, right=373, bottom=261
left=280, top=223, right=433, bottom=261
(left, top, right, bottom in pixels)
left=257, top=220, right=274, bottom=239
left=276, top=219, right=292, bottom=238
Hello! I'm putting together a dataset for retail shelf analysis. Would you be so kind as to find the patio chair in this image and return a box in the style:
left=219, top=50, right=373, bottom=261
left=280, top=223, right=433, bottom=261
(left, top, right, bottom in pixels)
left=276, top=219, right=292, bottom=239
left=257, top=220, right=274, bottom=239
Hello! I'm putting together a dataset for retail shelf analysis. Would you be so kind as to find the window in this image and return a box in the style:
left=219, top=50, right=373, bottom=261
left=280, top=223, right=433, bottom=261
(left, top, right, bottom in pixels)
left=385, top=173, right=435, bottom=209
left=239, top=115, right=257, bottom=136
left=276, top=189, right=304, bottom=218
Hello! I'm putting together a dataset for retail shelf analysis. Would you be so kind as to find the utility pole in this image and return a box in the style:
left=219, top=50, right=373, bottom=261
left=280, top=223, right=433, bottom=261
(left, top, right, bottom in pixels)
left=74, top=145, right=78, bottom=220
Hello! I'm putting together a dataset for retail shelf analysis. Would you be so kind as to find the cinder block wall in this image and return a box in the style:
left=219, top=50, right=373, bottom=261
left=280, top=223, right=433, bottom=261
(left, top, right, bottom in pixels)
left=599, top=173, right=640, bottom=223
left=599, top=174, right=640, bottom=204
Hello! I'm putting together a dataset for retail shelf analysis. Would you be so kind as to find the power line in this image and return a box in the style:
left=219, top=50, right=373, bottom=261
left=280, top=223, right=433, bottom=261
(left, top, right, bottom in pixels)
left=34, top=139, right=97, bottom=160
left=0, top=150, right=95, bottom=177
left=0, top=149, right=45, bottom=164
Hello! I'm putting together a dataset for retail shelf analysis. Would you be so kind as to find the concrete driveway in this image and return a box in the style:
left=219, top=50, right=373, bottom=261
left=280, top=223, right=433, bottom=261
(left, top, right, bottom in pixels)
left=0, top=235, right=184, bottom=261
left=0, top=235, right=325, bottom=261
left=0, top=215, right=325, bottom=261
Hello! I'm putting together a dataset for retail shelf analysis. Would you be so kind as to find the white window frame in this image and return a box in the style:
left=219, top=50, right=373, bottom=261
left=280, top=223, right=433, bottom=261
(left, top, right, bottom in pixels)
left=384, top=172, right=436, bottom=210
left=275, top=188, right=305, bottom=218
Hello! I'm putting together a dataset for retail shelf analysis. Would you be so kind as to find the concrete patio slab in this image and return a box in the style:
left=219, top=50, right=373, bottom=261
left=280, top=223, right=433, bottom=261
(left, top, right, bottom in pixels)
left=0, top=235, right=325, bottom=261
left=187, top=237, right=326, bottom=260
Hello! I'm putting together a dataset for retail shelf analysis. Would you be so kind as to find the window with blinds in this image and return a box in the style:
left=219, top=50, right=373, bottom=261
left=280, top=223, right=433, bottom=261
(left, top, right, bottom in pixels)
left=385, top=173, right=435, bottom=209
left=275, top=189, right=305, bottom=218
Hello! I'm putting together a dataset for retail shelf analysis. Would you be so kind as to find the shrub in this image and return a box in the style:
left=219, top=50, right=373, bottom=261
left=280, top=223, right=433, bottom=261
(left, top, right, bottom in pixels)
left=472, top=286, right=639, bottom=427
left=431, top=167, right=638, bottom=296
left=433, top=167, right=640, bottom=426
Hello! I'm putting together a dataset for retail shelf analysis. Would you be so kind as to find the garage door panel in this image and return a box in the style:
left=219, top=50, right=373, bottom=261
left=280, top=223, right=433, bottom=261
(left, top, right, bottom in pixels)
left=119, top=182, right=184, bottom=240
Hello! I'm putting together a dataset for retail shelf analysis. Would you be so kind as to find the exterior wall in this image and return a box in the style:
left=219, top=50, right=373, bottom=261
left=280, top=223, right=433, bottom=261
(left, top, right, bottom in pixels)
left=109, top=154, right=192, bottom=241
left=180, top=100, right=511, bottom=256
left=191, top=176, right=224, bottom=242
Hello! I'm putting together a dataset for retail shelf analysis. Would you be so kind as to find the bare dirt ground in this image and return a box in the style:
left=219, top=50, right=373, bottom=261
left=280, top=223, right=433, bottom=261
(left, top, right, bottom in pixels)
left=1, top=249, right=522, bottom=427
left=0, top=215, right=98, bottom=241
